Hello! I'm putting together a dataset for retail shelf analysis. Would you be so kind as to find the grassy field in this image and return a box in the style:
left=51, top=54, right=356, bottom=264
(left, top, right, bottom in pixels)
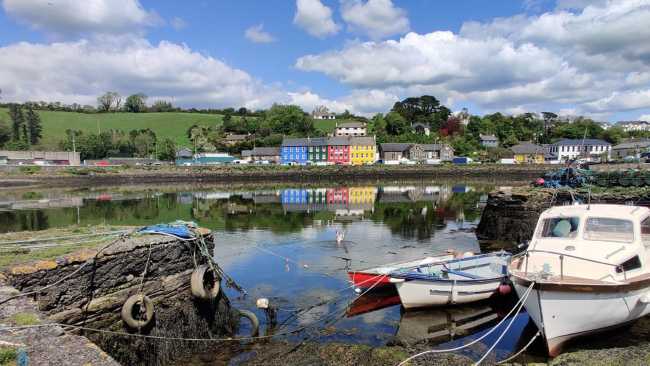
left=0, top=108, right=226, bottom=149
left=0, top=108, right=339, bottom=149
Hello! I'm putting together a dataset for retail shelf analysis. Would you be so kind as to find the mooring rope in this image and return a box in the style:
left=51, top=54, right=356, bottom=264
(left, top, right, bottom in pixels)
left=396, top=281, right=535, bottom=366
left=495, top=330, right=541, bottom=365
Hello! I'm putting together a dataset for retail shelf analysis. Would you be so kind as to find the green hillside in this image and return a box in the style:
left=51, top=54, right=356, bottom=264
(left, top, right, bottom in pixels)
left=0, top=108, right=225, bottom=149
left=0, top=108, right=343, bottom=150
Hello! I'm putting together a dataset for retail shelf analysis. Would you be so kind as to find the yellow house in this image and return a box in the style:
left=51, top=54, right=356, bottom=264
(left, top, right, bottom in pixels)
left=511, top=142, right=545, bottom=164
left=349, top=137, right=376, bottom=165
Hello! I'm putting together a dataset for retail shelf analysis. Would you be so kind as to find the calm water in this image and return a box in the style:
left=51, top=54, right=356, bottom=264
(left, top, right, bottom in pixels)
left=0, top=182, right=538, bottom=364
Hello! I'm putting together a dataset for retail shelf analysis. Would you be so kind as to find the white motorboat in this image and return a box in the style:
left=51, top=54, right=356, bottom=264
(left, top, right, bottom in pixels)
left=510, top=204, right=650, bottom=356
left=389, top=252, right=511, bottom=309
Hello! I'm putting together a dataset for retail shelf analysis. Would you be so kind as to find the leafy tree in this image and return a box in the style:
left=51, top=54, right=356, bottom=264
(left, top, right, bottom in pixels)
left=601, top=126, right=626, bottom=144
left=157, top=138, right=177, bottom=161
left=384, top=111, right=409, bottom=135
left=24, top=106, right=43, bottom=145
left=0, top=119, right=10, bottom=147
left=4, top=140, right=29, bottom=151
left=149, top=100, right=174, bottom=112
left=440, top=116, right=463, bottom=137
left=124, top=93, right=148, bottom=113
left=8, top=104, right=24, bottom=141
left=265, top=104, right=313, bottom=135
left=97, top=91, right=122, bottom=112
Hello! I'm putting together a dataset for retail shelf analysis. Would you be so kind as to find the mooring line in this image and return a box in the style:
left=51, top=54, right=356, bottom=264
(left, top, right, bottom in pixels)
left=495, top=330, right=541, bottom=365
left=396, top=282, right=535, bottom=366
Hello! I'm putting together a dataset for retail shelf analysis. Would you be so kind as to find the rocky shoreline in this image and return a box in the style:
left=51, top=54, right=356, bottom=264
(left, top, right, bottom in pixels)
left=0, top=164, right=550, bottom=188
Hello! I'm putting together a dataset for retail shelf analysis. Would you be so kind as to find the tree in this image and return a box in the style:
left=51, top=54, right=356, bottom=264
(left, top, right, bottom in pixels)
left=265, top=104, right=313, bottom=135
left=124, top=93, right=148, bottom=113
left=0, top=119, right=10, bottom=148
left=149, top=100, right=174, bottom=112
left=8, top=104, right=24, bottom=142
left=440, top=116, right=463, bottom=137
left=97, top=91, right=122, bottom=112
left=24, top=106, right=43, bottom=145
left=384, top=112, right=409, bottom=135
left=157, top=138, right=176, bottom=161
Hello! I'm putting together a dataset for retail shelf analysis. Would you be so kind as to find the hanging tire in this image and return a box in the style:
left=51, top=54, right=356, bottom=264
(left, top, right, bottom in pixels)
left=121, top=294, right=154, bottom=329
left=238, top=309, right=260, bottom=337
left=191, top=265, right=221, bottom=300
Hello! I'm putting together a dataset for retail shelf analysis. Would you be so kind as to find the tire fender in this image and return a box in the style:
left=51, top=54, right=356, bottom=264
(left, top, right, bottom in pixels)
left=121, top=294, right=154, bottom=329
left=238, top=309, right=260, bottom=337
left=191, top=265, right=221, bottom=300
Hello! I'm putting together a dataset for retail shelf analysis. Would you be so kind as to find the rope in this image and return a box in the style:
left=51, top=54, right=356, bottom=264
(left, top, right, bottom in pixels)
left=396, top=282, right=535, bottom=366
left=474, top=288, right=531, bottom=365
left=495, top=330, right=541, bottom=365
left=0, top=230, right=130, bottom=246
left=0, top=232, right=134, bottom=306
left=0, top=274, right=390, bottom=344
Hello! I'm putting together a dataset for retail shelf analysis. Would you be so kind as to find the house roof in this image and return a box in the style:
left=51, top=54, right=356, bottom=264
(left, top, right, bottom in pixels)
left=225, top=134, right=248, bottom=141
left=307, top=137, right=329, bottom=146
left=252, top=147, right=280, bottom=156
left=412, top=122, right=429, bottom=128
left=349, top=136, right=375, bottom=145
left=421, top=144, right=453, bottom=152
left=328, top=136, right=351, bottom=145
left=336, top=121, right=365, bottom=128
left=241, top=150, right=253, bottom=157
left=479, top=134, right=498, bottom=141
left=510, top=142, right=545, bottom=155
left=282, top=138, right=310, bottom=146
left=612, top=139, right=650, bottom=150
left=552, top=138, right=610, bottom=146
left=175, top=148, right=193, bottom=158
left=380, top=143, right=411, bottom=152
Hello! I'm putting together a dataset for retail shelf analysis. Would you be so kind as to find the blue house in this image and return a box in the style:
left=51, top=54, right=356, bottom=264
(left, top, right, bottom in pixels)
left=281, top=138, right=309, bottom=164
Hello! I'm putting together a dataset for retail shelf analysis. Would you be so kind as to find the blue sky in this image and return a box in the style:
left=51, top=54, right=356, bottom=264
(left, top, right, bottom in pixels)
left=1, top=0, right=649, bottom=122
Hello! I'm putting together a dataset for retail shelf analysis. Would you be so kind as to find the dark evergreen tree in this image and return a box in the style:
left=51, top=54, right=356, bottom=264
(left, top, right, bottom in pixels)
left=25, top=106, right=43, bottom=145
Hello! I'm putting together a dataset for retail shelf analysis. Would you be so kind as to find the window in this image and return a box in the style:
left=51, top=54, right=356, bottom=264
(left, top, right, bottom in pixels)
left=641, top=217, right=650, bottom=246
left=616, top=255, right=642, bottom=273
left=539, top=217, right=580, bottom=238
left=584, top=217, right=634, bottom=243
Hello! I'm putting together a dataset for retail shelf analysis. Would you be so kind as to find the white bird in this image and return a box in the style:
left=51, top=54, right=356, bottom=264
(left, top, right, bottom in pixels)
left=336, top=230, right=345, bottom=245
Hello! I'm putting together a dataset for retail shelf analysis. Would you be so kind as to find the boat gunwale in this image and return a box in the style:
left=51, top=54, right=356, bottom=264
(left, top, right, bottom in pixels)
left=389, top=252, right=511, bottom=283
left=510, top=270, right=650, bottom=293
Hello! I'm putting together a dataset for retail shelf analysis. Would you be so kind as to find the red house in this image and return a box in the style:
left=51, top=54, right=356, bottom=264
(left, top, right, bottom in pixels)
left=327, top=187, right=349, bottom=206
left=327, top=137, right=350, bottom=164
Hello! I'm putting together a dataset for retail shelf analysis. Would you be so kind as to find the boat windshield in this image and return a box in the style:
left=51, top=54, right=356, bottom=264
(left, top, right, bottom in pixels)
left=539, top=217, right=580, bottom=238
left=583, top=217, right=634, bottom=243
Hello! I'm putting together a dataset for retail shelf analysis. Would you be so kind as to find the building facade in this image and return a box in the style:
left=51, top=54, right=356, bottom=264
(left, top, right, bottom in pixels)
left=242, top=147, right=281, bottom=163
left=349, top=136, right=376, bottom=165
left=479, top=134, right=499, bottom=148
left=312, top=105, right=336, bottom=120
left=422, top=144, right=454, bottom=161
left=281, top=138, right=309, bottom=164
left=328, top=136, right=351, bottom=164
left=307, top=137, right=329, bottom=162
left=548, top=139, right=611, bottom=161
left=0, top=150, right=81, bottom=166
left=617, top=121, right=650, bottom=132
left=334, top=121, right=367, bottom=137
left=611, top=139, right=650, bottom=159
left=510, top=142, right=545, bottom=164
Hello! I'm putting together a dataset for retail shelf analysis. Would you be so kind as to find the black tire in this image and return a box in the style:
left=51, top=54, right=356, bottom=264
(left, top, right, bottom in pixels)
left=121, top=294, right=154, bottom=329
left=238, top=309, right=260, bottom=337
left=191, top=265, right=221, bottom=300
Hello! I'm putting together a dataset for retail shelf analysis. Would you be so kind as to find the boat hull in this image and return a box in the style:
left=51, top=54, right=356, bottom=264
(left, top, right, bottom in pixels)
left=348, top=254, right=454, bottom=290
left=513, top=280, right=650, bottom=357
left=347, top=271, right=393, bottom=289
left=395, top=278, right=503, bottom=309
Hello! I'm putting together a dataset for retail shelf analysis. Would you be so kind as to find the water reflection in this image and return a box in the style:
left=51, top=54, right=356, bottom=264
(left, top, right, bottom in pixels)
left=1, top=182, right=524, bottom=364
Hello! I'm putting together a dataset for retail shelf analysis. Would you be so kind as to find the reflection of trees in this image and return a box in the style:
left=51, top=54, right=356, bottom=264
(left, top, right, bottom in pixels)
left=0, top=211, right=50, bottom=232
left=370, top=202, right=445, bottom=240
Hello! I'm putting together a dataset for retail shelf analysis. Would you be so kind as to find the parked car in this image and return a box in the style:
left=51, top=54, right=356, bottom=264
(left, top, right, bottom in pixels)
left=452, top=157, right=473, bottom=165
left=425, top=159, right=442, bottom=165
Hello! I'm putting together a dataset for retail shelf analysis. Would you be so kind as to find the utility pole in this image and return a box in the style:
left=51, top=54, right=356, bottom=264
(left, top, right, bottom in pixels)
left=72, top=133, right=76, bottom=153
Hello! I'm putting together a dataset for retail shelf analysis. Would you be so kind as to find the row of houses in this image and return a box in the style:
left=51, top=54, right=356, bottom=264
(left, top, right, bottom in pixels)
left=507, top=139, right=613, bottom=163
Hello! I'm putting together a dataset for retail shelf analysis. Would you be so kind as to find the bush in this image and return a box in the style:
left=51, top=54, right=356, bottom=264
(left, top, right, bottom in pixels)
left=18, top=166, right=41, bottom=175
left=0, top=346, right=17, bottom=364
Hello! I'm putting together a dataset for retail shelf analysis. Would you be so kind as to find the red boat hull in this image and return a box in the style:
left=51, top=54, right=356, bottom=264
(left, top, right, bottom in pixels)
left=348, top=271, right=393, bottom=289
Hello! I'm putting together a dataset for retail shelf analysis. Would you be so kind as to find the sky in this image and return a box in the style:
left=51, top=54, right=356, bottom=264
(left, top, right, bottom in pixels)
left=1, top=0, right=650, bottom=122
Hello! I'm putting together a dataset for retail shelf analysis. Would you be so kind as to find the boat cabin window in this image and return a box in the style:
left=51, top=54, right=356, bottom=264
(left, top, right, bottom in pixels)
left=583, top=217, right=634, bottom=243
left=539, top=217, right=580, bottom=238
left=642, top=217, right=650, bottom=246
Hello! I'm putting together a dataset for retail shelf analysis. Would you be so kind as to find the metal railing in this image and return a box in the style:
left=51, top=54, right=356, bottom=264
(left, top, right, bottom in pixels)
left=522, top=249, right=626, bottom=280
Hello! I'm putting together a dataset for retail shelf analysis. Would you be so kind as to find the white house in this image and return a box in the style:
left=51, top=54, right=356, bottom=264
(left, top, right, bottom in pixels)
left=479, top=134, right=499, bottom=148
left=548, top=139, right=611, bottom=161
left=335, top=121, right=367, bottom=136
left=312, top=105, right=336, bottom=120
left=617, top=120, right=650, bottom=132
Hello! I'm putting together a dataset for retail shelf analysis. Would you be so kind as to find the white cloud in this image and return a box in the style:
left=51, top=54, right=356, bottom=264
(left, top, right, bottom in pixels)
left=287, top=89, right=398, bottom=116
left=0, top=37, right=284, bottom=109
left=244, top=24, right=276, bottom=43
left=2, top=0, right=160, bottom=36
left=295, top=0, right=650, bottom=118
left=293, top=0, right=340, bottom=38
left=640, top=114, right=650, bottom=122
left=170, top=17, right=187, bottom=31
left=340, top=0, right=409, bottom=39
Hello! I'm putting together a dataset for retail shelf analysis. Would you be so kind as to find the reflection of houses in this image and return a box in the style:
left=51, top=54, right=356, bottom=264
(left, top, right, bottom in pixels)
left=378, top=186, right=449, bottom=204
left=0, top=197, right=84, bottom=210
left=280, top=187, right=376, bottom=217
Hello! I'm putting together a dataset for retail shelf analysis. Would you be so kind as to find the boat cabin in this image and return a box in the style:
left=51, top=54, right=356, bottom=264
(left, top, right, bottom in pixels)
left=523, top=204, right=650, bottom=282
